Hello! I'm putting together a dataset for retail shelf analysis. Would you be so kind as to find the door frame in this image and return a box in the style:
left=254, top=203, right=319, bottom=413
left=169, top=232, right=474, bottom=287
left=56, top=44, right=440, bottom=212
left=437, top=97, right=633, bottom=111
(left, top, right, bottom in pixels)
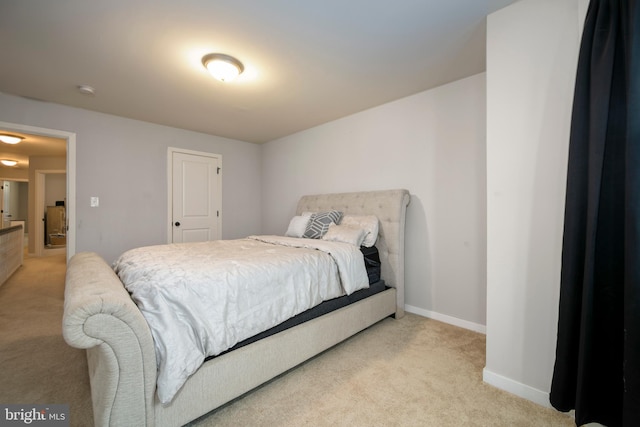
left=167, top=147, right=222, bottom=243
left=0, top=121, right=76, bottom=261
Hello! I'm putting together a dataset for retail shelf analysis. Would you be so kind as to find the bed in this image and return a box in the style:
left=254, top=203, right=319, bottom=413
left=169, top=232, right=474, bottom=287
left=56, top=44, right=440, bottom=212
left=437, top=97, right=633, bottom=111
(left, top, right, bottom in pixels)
left=62, top=188, right=410, bottom=427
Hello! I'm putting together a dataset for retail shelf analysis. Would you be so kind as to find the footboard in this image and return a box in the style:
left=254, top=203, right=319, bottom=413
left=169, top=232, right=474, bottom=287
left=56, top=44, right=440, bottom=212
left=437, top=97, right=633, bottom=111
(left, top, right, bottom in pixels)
left=62, top=252, right=157, bottom=427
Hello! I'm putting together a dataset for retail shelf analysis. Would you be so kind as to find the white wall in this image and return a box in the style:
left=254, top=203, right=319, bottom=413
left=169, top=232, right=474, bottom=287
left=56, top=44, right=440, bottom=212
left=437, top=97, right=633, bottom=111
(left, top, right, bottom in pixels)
left=45, top=172, right=66, bottom=207
left=485, top=0, right=587, bottom=406
left=0, top=92, right=263, bottom=262
left=262, top=73, right=487, bottom=330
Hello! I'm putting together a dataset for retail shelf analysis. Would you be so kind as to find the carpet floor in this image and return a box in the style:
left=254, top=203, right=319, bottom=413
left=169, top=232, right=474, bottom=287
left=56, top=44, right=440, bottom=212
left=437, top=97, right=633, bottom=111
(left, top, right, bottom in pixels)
left=0, top=254, right=576, bottom=426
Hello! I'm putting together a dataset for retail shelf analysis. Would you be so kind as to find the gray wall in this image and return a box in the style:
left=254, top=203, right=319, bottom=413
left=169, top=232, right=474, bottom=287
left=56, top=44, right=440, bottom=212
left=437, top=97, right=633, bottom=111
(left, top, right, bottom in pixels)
left=2, top=74, right=488, bottom=331
left=261, top=73, right=487, bottom=331
left=0, top=92, right=263, bottom=262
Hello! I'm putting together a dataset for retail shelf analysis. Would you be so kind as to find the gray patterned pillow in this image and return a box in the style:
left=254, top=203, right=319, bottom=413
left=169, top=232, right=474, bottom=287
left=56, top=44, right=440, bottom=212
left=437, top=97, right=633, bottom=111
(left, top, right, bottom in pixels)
left=303, top=210, right=343, bottom=239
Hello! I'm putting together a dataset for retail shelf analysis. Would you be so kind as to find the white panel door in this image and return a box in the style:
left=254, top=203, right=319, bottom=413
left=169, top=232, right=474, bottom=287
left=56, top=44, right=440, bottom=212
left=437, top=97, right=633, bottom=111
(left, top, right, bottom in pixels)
left=171, top=150, right=221, bottom=243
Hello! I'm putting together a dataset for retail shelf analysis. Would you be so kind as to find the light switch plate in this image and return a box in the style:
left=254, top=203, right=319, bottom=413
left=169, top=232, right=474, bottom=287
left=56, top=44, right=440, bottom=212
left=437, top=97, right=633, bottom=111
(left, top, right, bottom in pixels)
left=90, top=197, right=99, bottom=207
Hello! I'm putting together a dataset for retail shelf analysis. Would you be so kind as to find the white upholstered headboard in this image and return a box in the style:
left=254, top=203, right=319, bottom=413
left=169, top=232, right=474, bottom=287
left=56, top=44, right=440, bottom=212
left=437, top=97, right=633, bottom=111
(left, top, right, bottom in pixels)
left=296, top=189, right=411, bottom=317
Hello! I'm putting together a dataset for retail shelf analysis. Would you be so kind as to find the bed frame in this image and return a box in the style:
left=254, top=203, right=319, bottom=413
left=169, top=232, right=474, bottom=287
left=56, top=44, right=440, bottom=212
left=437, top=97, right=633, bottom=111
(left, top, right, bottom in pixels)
left=62, top=189, right=410, bottom=427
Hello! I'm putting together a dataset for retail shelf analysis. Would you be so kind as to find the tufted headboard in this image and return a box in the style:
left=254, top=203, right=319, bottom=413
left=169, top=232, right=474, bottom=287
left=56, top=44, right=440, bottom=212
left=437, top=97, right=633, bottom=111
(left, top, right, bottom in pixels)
left=296, top=189, right=411, bottom=317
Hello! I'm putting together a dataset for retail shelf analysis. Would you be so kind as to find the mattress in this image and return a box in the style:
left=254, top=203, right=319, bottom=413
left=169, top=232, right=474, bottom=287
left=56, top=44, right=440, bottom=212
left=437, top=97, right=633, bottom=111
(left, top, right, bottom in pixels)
left=209, top=245, right=385, bottom=359
left=361, top=245, right=381, bottom=283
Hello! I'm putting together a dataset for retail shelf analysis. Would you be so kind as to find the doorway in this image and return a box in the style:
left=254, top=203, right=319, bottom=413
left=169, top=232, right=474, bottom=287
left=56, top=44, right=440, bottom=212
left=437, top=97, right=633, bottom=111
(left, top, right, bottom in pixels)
left=0, top=121, right=76, bottom=260
left=35, top=170, right=67, bottom=257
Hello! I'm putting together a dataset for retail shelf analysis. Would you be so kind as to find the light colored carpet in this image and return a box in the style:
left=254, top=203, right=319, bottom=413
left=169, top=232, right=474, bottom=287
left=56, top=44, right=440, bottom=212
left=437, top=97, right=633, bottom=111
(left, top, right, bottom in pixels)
left=0, top=253, right=93, bottom=426
left=0, top=254, right=575, bottom=427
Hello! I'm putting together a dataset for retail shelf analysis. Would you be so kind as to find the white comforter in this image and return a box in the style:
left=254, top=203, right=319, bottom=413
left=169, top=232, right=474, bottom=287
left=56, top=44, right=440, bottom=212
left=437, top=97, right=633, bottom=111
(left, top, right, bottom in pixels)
left=112, top=235, right=369, bottom=404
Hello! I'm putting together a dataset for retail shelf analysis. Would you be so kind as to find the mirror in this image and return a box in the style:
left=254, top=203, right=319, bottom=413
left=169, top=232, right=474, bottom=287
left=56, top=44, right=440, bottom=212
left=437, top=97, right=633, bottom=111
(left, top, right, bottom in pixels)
left=1, top=180, right=28, bottom=230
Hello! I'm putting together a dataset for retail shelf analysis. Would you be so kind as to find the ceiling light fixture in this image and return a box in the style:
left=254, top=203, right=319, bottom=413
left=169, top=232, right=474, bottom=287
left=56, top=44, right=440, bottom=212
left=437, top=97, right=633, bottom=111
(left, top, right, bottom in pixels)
left=0, top=159, right=18, bottom=167
left=0, top=134, right=24, bottom=144
left=77, top=84, right=96, bottom=96
left=202, top=53, right=244, bottom=82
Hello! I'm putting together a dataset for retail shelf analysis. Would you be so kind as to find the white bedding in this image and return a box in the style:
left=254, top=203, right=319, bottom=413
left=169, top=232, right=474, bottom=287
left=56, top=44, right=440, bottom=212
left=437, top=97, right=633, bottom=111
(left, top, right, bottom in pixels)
left=112, top=235, right=369, bottom=404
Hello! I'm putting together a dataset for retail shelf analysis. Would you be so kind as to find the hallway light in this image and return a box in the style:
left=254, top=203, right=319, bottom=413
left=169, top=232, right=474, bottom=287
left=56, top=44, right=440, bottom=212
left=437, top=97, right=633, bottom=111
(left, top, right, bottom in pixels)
left=0, top=159, right=18, bottom=166
left=0, top=134, right=23, bottom=144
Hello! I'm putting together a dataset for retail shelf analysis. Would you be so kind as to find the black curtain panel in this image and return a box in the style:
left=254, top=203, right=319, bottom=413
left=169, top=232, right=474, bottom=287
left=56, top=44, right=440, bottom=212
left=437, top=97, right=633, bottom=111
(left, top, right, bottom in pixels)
left=550, top=0, right=639, bottom=426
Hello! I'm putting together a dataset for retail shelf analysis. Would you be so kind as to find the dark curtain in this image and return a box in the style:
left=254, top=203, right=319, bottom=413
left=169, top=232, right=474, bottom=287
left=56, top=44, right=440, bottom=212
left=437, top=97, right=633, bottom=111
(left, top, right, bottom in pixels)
left=550, top=0, right=640, bottom=426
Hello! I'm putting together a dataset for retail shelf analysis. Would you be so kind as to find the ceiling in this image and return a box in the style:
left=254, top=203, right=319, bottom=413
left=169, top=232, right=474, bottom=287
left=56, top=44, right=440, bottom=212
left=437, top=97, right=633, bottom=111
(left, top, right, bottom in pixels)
left=0, top=132, right=66, bottom=172
left=0, top=0, right=519, bottom=145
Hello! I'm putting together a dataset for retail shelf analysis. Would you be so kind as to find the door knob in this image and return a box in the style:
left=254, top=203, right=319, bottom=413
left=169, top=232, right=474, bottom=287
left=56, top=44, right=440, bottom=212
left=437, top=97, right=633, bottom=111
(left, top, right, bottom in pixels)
left=174, top=222, right=181, bottom=227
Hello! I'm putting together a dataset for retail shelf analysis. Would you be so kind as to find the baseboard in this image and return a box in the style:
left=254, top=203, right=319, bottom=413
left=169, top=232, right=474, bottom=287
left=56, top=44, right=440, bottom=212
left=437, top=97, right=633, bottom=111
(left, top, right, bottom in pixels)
left=482, top=368, right=552, bottom=408
left=404, top=305, right=486, bottom=334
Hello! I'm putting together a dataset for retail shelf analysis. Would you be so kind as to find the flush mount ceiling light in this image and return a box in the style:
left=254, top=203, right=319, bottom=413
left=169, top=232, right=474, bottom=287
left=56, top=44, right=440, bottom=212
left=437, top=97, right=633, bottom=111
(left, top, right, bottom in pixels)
left=0, top=159, right=18, bottom=167
left=202, top=53, right=244, bottom=82
left=0, top=134, right=24, bottom=144
left=77, top=84, right=96, bottom=96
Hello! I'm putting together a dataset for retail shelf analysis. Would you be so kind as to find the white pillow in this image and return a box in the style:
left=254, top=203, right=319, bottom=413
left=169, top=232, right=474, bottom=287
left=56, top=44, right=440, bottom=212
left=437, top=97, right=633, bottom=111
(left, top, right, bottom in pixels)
left=285, top=214, right=312, bottom=237
left=340, top=215, right=379, bottom=247
left=322, top=223, right=367, bottom=247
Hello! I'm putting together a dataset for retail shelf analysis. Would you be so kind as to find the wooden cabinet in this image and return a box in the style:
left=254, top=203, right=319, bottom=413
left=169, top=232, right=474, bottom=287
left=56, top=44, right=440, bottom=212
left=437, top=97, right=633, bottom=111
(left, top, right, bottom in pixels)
left=0, top=225, right=24, bottom=286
